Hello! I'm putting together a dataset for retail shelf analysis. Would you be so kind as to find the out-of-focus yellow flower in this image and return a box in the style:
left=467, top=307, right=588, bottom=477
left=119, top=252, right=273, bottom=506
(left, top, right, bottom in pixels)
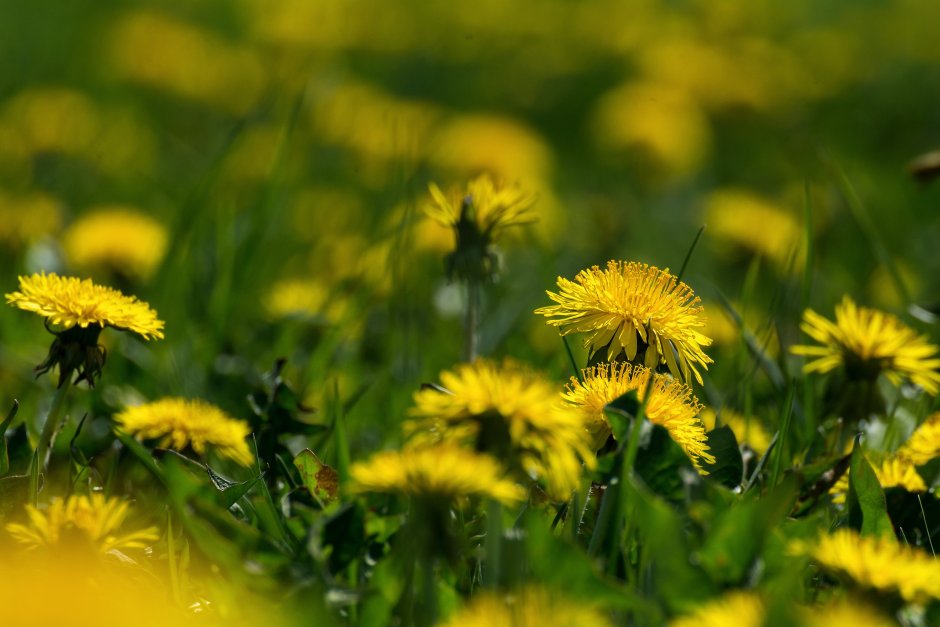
left=265, top=278, right=334, bottom=320
left=429, top=114, right=553, bottom=182
left=536, top=261, right=712, bottom=384
left=0, top=190, right=61, bottom=248
left=591, top=81, right=711, bottom=179
left=829, top=455, right=927, bottom=505
left=704, top=188, right=801, bottom=269
left=442, top=586, right=611, bottom=627
left=670, top=591, right=764, bottom=627
left=407, top=359, right=594, bottom=500
left=867, top=261, right=922, bottom=310
left=800, top=598, right=896, bottom=627
left=6, top=494, right=158, bottom=553
left=109, top=11, right=265, bottom=115
left=700, top=408, right=771, bottom=456
left=115, top=398, right=253, bottom=466
left=897, top=412, right=940, bottom=466
left=307, top=80, right=440, bottom=170
left=6, top=272, right=164, bottom=340
left=351, top=444, right=523, bottom=504
left=63, top=207, right=168, bottom=280
left=812, top=528, right=940, bottom=602
left=791, top=296, right=940, bottom=395
left=564, top=362, right=715, bottom=467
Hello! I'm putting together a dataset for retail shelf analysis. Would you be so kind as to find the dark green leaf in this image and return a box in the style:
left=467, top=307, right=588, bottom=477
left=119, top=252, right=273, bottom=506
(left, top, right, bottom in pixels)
left=0, top=400, right=20, bottom=476
left=701, top=426, right=744, bottom=489
left=604, top=390, right=640, bottom=443
left=847, top=444, right=894, bottom=538
left=294, top=448, right=340, bottom=505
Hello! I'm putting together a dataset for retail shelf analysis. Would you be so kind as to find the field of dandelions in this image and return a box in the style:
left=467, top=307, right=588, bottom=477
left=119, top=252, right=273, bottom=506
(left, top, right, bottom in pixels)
left=2, top=1, right=940, bottom=626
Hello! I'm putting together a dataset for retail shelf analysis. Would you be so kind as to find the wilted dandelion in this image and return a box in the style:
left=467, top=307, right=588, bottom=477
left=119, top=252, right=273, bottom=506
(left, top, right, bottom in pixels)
left=563, top=362, right=715, bottom=468
left=442, top=586, right=611, bottom=627
left=535, top=261, right=712, bottom=384
left=115, top=398, right=254, bottom=466
left=669, top=591, right=764, bottom=627
left=63, top=207, right=168, bottom=280
left=350, top=443, right=523, bottom=504
left=897, top=411, right=940, bottom=466
left=829, top=455, right=927, bottom=504
left=407, top=359, right=594, bottom=500
left=812, top=528, right=940, bottom=602
left=6, top=493, right=159, bottom=553
left=5, top=272, right=164, bottom=386
left=791, top=296, right=940, bottom=395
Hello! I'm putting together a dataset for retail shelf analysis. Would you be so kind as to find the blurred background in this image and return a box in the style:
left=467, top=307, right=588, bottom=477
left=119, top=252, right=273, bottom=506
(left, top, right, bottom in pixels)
left=1, top=0, right=939, bottom=459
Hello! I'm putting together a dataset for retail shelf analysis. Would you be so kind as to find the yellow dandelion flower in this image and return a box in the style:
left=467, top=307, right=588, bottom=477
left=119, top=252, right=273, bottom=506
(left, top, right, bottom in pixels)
left=407, top=359, right=595, bottom=500
left=563, top=362, right=715, bottom=468
left=6, top=493, right=159, bottom=553
left=700, top=408, right=772, bottom=456
left=800, top=598, right=896, bottom=627
left=115, top=398, right=253, bottom=466
left=426, top=173, right=536, bottom=236
left=442, top=586, right=611, bottom=627
left=897, top=412, right=940, bottom=466
left=829, top=455, right=927, bottom=505
left=704, top=188, right=801, bottom=269
left=669, top=591, right=764, bottom=627
left=791, top=296, right=940, bottom=395
left=535, top=261, right=712, bottom=385
left=813, top=528, right=940, bottom=603
left=63, top=207, right=168, bottom=280
left=0, top=190, right=61, bottom=249
left=6, top=272, right=164, bottom=339
left=350, top=444, right=524, bottom=504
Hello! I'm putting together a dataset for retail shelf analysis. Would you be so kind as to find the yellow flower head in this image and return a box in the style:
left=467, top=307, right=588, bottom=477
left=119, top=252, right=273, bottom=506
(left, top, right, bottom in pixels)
left=829, top=455, right=927, bottom=505
left=535, top=261, right=712, bottom=384
left=426, top=173, right=536, bottom=236
left=6, top=494, right=159, bottom=553
left=350, top=444, right=524, bottom=505
left=6, top=272, right=164, bottom=339
left=812, top=528, right=940, bottom=603
left=791, top=296, right=940, bottom=395
left=563, top=363, right=715, bottom=468
left=115, top=398, right=254, bottom=466
left=407, top=359, right=595, bottom=500
left=700, top=408, right=772, bottom=456
left=0, top=191, right=61, bottom=249
left=63, top=207, right=168, bottom=280
left=897, top=412, right=940, bottom=466
left=670, top=591, right=764, bottom=627
left=442, top=586, right=611, bottom=627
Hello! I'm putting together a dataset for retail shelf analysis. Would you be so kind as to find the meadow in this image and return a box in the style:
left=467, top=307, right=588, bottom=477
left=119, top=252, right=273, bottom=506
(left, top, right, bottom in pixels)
left=1, top=0, right=940, bottom=625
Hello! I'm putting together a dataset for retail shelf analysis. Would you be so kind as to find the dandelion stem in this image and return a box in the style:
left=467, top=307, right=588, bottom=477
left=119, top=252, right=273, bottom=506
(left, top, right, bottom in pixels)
left=32, top=376, right=73, bottom=502
left=484, top=498, right=502, bottom=588
left=464, top=279, right=481, bottom=361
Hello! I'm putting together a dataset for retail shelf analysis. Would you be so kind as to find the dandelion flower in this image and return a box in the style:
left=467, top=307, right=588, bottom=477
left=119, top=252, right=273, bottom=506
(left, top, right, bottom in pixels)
left=6, top=494, right=159, bottom=553
left=63, top=207, right=168, bottom=280
left=791, top=296, right=940, bottom=395
left=115, top=398, right=253, bottom=466
left=5, top=272, right=164, bottom=385
left=829, top=455, right=927, bottom=505
left=0, top=191, right=61, bottom=249
left=407, top=359, right=594, bottom=500
left=442, top=586, right=611, bottom=627
left=669, top=591, right=764, bottom=627
left=425, top=174, right=536, bottom=282
left=897, top=412, right=940, bottom=466
left=350, top=444, right=523, bottom=504
left=800, top=599, right=895, bottom=627
left=535, top=261, right=712, bottom=384
left=700, top=408, right=772, bottom=456
left=563, top=362, right=715, bottom=468
left=812, top=528, right=940, bottom=603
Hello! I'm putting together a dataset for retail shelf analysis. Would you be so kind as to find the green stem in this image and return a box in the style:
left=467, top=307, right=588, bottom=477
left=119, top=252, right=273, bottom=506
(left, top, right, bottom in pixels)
left=484, top=499, right=502, bottom=588
left=32, top=377, right=73, bottom=503
left=464, top=280, right=481, bottom=361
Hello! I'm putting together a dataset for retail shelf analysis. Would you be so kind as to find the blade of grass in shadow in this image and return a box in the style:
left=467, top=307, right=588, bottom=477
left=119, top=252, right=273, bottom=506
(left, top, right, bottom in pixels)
left=769, top=381, right=795, bottom=488
left=716, top=290, right=785, bottom=391
left=562, top=336, right=582, bottom=381
left=676, top=225, right=706, bottom=283
left=827, top=157, right=910, bottom=306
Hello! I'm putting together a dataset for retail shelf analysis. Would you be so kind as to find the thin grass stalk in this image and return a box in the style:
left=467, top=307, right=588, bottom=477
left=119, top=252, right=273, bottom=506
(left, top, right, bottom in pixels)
left=464, top=279, right=481, bottom=362
left=31, top=376, right=73, bottom=503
